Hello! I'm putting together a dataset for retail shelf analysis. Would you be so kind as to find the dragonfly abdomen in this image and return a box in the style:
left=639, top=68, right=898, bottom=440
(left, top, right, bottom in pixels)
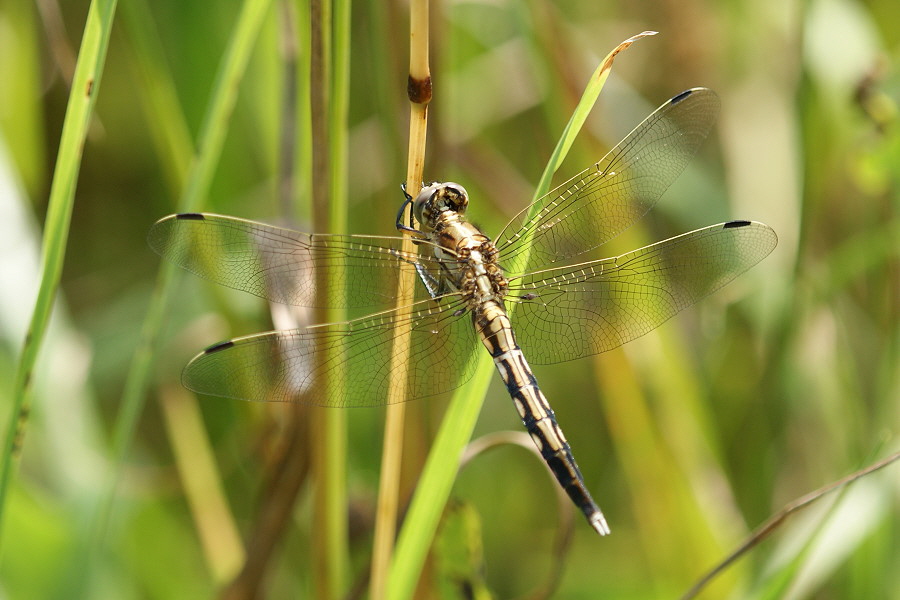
left=474, top=301, right=611, bottom=535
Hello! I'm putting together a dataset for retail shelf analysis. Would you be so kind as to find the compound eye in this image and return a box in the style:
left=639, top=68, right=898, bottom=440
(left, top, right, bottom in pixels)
left=411, top=182, right=470, bottom=228
left=441, top=182, right=469, bottom=213
left=412, top=183, right=441, bottom=226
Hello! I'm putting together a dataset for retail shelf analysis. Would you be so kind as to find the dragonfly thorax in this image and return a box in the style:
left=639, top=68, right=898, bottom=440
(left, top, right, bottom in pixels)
left=413, top=182, right=469, bottom=230
left=458, top=243, right=508, bottom=306
left=420, top=194, right=509, bottom=306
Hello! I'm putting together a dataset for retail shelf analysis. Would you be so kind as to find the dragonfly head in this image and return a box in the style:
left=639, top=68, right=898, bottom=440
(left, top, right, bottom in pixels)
left=413, top=182, right=469, bottom=229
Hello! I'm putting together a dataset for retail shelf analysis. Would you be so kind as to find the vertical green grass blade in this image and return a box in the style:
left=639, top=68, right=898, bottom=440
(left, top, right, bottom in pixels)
left=311, top=0, right=352, bottom=595
left=0, top=0, right=119, bottom=552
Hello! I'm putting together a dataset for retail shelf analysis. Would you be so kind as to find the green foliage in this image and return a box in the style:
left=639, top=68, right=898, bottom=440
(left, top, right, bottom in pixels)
left=433, top=500, right=492, bottom=600
left=0, top=0, right=897, bottom=598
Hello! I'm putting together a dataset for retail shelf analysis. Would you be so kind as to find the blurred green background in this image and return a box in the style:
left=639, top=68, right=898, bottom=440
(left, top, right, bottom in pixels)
left=1, top=0, right=898, bottom=598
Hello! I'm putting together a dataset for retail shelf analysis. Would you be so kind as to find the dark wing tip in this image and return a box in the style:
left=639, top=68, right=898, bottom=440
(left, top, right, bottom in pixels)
left=670, top=89, right=695, bottom=104
left=669, top=87, right=715, bottom=105
left=148, top=212, right=207, bottom=254
left=724, top=219, right=752, bottom=229
left=204, top=340, right=235, bottom=354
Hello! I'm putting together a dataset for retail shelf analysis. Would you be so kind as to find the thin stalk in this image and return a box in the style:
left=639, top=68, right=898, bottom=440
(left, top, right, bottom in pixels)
left=327, top=0, right=351, bottom=588
left=310, top=0, right=350, bottom=597
left=369, top=1, right=431, bottom=597
left=681, top=450, right=900, bottom=600
left=0, top=0, right=118, bottom=553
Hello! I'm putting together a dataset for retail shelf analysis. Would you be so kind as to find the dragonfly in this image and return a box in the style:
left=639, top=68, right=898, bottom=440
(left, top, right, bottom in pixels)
left=149, top=88, right=777, bottom=536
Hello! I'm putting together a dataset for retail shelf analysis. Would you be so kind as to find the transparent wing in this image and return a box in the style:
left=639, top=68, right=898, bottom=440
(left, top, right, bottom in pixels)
left=148, top=213, right=445, bottom=310
left=496, top=88, right=721, bottom=278
left=181, top=294, right=480, bottom=407
left=507, top=221, right=777, bottom=365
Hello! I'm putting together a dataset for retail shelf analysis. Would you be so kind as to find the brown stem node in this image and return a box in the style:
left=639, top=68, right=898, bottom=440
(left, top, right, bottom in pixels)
left=407, top=74, right=432, bottom=104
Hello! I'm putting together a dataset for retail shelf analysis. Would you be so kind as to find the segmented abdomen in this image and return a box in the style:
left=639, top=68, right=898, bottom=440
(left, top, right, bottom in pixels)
left=474, top=301, right=610, bottom=535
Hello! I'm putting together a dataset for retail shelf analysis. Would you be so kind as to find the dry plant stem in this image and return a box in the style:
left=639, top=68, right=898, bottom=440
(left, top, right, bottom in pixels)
left=680, top=450, right=900, bottom=600
left=369, top=2, right=431, bottom=600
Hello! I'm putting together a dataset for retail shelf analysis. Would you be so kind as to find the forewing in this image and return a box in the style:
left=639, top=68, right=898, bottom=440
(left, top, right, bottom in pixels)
left=507, top=221, right=777, bottom=364
left=148, top=213, right=442, bottom=310
left=497, top=88, right=721, bottom=278
left=181, top=295, right=480, bottom=407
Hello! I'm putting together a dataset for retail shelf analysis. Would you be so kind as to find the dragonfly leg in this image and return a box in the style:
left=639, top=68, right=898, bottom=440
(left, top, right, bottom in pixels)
left=385, top=245, right=451, bottom=300
left=394, top=183, right=461, bottom=300
left=414, top=262, right=444, bottom=299
left=395, top=183, right=428, bottom=238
